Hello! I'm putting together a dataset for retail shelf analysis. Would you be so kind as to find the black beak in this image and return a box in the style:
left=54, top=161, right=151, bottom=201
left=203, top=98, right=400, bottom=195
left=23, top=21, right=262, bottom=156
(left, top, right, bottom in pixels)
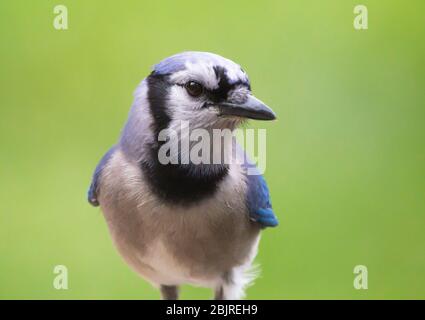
left=215, top=95, right=276, bottom=121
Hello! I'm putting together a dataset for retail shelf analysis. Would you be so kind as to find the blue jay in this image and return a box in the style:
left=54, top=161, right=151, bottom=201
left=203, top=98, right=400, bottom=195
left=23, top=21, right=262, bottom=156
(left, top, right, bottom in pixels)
left=88, top=52, right=278, bottom=300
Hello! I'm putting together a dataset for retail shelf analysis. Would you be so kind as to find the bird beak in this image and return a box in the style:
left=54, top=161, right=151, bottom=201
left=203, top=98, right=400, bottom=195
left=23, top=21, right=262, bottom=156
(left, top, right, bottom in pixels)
left=216, top=95, right=276, bottom=121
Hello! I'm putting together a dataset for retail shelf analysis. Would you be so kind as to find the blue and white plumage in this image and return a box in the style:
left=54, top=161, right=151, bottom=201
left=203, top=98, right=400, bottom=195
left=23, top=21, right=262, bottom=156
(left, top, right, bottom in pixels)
left=88, top=51, right=278, bottom=299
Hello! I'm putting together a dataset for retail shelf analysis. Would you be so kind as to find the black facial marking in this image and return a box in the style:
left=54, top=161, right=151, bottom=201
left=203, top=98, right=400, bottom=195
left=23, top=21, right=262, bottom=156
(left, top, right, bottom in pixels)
left=210, top=66, right=233, bottom=102
left=146, top=73, right=172, bottom=136
left=142, top=72, right=229, bottom=206
left=208, top=66, right=251, bottom=103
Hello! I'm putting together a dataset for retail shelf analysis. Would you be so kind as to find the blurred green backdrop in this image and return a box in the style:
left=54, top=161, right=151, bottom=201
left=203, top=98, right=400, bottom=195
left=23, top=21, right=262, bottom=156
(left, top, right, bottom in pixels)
left=1, top=0, right=424, bottom=299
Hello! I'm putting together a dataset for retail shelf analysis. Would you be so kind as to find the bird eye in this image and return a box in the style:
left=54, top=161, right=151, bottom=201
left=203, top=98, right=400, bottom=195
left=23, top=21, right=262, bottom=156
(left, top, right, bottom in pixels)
left=185, top=81, right=203, bottom=97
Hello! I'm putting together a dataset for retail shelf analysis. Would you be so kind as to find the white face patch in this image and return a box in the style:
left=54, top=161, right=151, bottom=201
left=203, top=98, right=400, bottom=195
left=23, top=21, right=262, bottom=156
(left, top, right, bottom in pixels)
left=166, top=84, right=218, bottom=129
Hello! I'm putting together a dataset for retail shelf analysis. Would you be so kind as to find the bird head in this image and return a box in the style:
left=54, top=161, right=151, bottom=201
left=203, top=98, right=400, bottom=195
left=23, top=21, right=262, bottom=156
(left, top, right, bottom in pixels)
left=120, top=52, right=276, bottom=202
left=143, top=51, right=276, bottom=133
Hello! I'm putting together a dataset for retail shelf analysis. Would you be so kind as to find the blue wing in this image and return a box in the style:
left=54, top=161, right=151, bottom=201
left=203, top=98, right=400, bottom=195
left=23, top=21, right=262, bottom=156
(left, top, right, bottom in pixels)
left=87, top=146, right=116, bottom=207
left=240, top=149, right=278, bottom=228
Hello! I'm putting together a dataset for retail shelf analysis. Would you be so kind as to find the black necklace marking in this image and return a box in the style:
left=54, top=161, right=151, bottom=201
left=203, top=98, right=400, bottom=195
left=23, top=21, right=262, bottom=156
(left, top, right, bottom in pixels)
left=141, top=158, right=229, bottom=206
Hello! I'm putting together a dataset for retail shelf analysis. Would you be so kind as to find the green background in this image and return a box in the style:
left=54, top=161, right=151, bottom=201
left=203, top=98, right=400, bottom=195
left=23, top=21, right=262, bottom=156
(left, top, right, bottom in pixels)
left=1, top=0, right=424, bottom=299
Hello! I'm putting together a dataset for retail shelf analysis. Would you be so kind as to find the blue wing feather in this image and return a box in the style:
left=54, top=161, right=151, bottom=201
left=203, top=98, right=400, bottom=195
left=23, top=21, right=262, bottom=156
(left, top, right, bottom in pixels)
left=240, top=149, right=278, bottom=228
left=87, top=146, right=116, bottom=207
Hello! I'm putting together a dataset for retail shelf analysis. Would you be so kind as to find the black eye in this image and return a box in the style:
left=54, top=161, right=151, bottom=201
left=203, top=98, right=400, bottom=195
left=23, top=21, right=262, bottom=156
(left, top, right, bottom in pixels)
left=185, top=81, right=203, bottom=97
